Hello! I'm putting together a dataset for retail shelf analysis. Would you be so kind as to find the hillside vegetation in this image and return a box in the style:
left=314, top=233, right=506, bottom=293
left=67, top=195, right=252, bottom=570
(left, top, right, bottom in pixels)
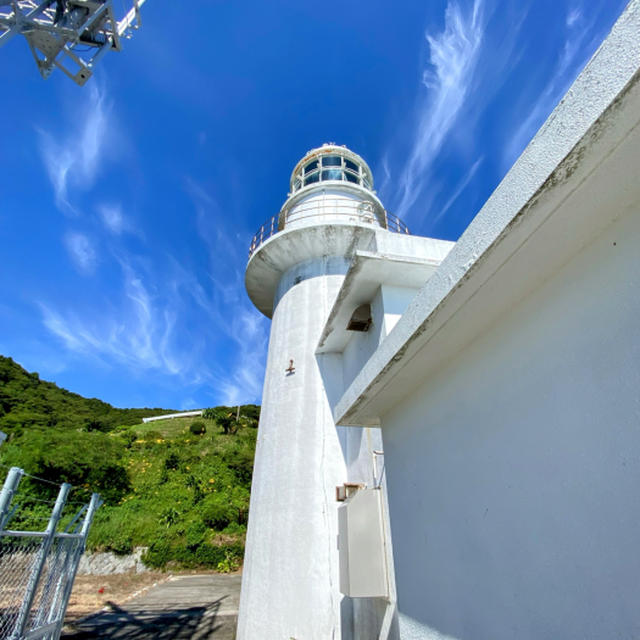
left=0, top=356, right=173, bottom=435
left=0, top=356, right=259, bottom=571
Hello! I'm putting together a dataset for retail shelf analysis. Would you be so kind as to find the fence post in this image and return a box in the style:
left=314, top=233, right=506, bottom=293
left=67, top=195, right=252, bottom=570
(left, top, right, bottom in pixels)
left=50, top=493, right=102, bottom=638
left=0, top=466, right=23, bottom=534
left=12, top=482, right=71, bottom=638
left=33, top=501, right=84, bottom=629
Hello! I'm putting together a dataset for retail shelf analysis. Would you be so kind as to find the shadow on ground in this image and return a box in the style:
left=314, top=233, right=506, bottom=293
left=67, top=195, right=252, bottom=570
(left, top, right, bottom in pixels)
left=62, top=597, right=236, bottom=639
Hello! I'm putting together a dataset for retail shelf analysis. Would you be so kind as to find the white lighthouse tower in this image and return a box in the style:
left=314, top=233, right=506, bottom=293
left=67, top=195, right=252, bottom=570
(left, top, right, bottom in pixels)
left=237, top=144, right=453, bottom=639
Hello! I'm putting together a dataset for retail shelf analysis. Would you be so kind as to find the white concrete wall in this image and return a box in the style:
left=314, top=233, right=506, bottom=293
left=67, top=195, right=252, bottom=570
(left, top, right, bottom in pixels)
left=340, top=426, right=400, bottom=640
left=381, top=285, right=418, bottom=335
left=319, top=351, right=400, bottom=639
left=340, top=285, right=420, bottom=392
left=342, top=287, right=385, bottom=390
left=381, top=207, right=640, bottom=639
left=372, top=230, right=454, bottom=262
left=286, top=188, right=384, bottom=230
left=238, top=258, right=349, bottom=640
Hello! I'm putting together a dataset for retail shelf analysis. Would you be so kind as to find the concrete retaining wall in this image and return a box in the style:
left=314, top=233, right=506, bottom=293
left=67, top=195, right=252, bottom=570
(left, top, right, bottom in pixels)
left=77, top=547, right=150, bottom=575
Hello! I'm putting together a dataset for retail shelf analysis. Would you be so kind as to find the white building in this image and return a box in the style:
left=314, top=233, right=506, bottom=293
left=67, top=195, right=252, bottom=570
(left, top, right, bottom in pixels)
left=239, top=1, right=640, bottom=638
left=238, top=144, right=453, bottom=639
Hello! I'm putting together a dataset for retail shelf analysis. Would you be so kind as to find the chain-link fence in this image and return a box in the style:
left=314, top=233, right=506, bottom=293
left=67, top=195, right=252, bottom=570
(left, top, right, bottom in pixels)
left=0, top=449, right=101, bottom=640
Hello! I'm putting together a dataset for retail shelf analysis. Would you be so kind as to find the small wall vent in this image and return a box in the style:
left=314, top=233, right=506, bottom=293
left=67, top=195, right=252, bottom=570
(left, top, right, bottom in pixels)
left=336, top=482, right=365, bottom=502
left=347, top=304, right=372, bottom=332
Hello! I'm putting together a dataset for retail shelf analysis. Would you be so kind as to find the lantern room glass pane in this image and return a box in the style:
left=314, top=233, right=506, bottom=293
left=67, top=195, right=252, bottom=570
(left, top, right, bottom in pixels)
left=322, top=168, right=343, bottom=181
left=304, top=160, right=319, bottom=174
left=344, top=171, right=359, bottom=184
left=345, top=159, right=358, bottom=172
left=304, top=172, right=320, bottom=185
left=322, top=156, right=342, bottom=167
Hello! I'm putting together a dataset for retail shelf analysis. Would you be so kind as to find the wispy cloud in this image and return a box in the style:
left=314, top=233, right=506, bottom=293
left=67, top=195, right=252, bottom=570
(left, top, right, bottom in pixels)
left=503, top=2, right=600, bottom=169
left=217, top=307, right=268, bottom=406
left=395, top=0, right=484, bottom=219
left=38, top=83, right=111, bottom=214
left=63, top=231, right=97, bottom=274
left=566, top=6, right=582, bottom=28
left=97, top=203, right=125, bottom=234
left=184, top=178, right=269, bottom=404
left=432, top=156, right=483, bottom=225
left=40, top=258, right=190, bottom=377
left=184, top=178, right=243, bottom=301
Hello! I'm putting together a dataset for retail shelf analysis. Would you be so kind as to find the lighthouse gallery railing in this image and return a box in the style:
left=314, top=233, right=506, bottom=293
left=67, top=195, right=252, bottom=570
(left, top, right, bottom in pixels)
left=248, top=198, right=410, bottom=258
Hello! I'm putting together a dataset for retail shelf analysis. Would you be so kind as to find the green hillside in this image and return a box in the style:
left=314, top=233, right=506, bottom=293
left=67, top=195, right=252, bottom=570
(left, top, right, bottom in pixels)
left=0, top=356, right=259, bottom=571
left=0, top=355, right=173, bottom=435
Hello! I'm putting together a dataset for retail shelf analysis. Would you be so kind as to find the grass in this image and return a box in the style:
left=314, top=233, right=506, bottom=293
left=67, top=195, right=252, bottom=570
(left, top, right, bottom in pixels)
left=133, top=416, right=219, bottom=438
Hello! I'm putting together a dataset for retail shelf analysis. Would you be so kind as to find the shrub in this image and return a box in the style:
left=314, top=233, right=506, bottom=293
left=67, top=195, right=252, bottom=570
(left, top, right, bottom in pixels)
left=164, top=451, right=180, bottom=470
left=142, top=537, right=171, bottom=568
left=84, top=418, right=110, bottom=433
left=159, top=506, right=180, bottom=528
left=221, top=522, right=246, bottom=535
left=217, top=549, right=241, bottom=573
left=108, top=531, right=134, bottom=555
left=185, top=521, right=206, bottom=549
left=1, top=430, right=131, bottom=505
left=88, top=463, right=132, bottom=504
left=189, top=421, right=206, bottom=435
left=224, top=445, right=255, bottom=484
left=118, top=429, right=137, bottom=448
left=200, top=493, right=238, bottom=530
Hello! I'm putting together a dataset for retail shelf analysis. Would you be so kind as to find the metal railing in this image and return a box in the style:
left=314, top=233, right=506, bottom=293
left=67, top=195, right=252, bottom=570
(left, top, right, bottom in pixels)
left=0, top=441, right=102, bottom=640
left=248, top=198, right=410, bottom=258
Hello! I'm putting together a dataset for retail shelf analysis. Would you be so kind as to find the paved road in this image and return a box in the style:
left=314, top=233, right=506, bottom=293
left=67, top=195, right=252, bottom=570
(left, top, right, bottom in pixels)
left=62, top=574, right=241, bottom=640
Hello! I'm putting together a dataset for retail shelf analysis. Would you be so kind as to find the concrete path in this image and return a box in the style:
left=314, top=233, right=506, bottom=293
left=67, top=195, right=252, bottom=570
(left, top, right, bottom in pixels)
left=62, top=574, right=241, bottom=640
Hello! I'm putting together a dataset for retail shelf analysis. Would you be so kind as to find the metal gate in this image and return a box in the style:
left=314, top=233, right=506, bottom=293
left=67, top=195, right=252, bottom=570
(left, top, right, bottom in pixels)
left=0, top=443, right=101, bottom=640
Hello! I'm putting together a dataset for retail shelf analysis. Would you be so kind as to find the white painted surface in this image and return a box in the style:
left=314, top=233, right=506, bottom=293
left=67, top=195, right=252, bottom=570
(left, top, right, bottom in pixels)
left=341, top=286, right=385, bottom=390
left=337, top=425, right=400, bottom=640
left=245, top=222, right=375, bottom=317
left=141, top=410, right=202, bottom=423
left=237, top=258, right=349, bottom=640
left=380, top=285, right=417, bottom=335
left=286, top=188, right=384, bottom=229
left=317, top=245, right=449, bottom=355
left=372, top=232, right=454, bottom=263
left=383, top=206, right=640, bottom=639
left=339, top=284, right=422, bottom=391
left=338, top=489, right=388, bottom=598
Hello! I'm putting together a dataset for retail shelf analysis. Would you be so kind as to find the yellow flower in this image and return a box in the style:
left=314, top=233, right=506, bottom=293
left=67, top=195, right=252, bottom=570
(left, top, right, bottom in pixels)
left=209, top=478, right=215, bottom=483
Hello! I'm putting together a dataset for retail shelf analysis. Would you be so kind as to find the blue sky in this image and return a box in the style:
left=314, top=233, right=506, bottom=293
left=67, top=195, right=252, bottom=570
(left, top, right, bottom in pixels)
left=0, top=0, right=628, bottom=409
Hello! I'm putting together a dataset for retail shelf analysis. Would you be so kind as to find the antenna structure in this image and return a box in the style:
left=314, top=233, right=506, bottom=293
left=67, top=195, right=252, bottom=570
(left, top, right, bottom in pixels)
left=0, top=0, right=148, bottom=85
